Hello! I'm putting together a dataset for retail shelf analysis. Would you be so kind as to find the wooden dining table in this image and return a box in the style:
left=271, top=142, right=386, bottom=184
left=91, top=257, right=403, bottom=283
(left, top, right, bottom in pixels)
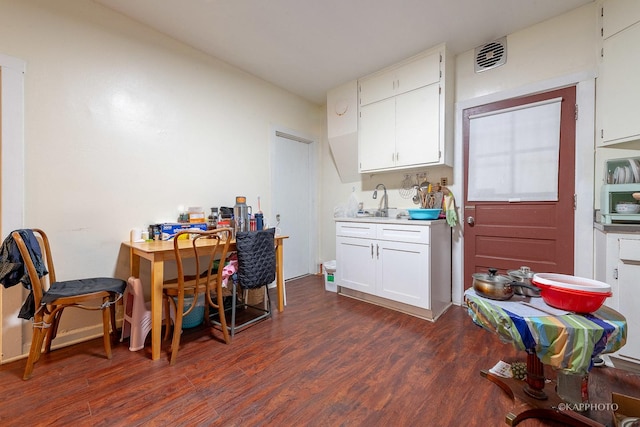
left=123, top=234, right=288, bottom=360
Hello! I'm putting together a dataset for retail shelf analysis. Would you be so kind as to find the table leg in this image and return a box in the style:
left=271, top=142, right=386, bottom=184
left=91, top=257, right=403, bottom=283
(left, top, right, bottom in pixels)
left=276, top=241, right=285, bottom=312
left=481, top=370, right=601, bottom=426
left=150, top=258, right=164, bottom=361
left=130, top=250, right=140, bottom=278
left=524, top=349, right=548, bottom=400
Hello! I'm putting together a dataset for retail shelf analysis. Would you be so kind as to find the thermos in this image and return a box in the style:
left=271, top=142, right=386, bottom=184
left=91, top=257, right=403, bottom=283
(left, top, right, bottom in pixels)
left=233, top=196, right=252, bottom=234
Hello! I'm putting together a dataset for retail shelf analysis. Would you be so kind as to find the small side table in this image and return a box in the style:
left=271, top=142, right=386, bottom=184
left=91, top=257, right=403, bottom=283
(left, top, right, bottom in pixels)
left=464, top=288, right=627, bottom=426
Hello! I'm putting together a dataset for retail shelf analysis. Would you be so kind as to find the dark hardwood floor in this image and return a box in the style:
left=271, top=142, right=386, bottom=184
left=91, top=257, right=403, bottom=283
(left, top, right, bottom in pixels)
left=1, top=275, right=638, bottom=426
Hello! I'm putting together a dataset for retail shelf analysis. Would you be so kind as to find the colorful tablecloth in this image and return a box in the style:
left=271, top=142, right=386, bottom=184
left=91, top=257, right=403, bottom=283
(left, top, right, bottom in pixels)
left=464, top=288, right=627, bottom=375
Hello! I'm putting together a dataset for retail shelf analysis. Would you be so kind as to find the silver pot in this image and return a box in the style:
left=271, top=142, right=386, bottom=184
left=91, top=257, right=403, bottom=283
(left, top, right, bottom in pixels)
left=472, top=268, right=540, bottom=301
left=507, top=266, right=541, bottom=297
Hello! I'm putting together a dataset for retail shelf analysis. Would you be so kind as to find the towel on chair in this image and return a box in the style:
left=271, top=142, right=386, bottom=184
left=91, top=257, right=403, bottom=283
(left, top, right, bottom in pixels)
left=221, top=254, right=238, bottom=288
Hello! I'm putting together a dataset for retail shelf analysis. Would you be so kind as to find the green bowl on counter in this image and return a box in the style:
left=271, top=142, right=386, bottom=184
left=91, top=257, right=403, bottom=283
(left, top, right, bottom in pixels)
left=407, top=208, right=441, bottom=220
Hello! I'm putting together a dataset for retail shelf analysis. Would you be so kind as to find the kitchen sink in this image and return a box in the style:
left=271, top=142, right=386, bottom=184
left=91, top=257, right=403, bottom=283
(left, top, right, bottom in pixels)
left=356, top=211, right=388, bottom=218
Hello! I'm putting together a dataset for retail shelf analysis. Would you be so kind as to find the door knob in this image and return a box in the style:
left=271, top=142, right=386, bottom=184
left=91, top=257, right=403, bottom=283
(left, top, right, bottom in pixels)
left=467, top=216, right=475, bottom=225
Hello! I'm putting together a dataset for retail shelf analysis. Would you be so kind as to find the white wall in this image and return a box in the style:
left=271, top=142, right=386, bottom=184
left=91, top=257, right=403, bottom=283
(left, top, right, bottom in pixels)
left=0, top=0, right=322, bottom=360
left=319, top=3, right=603, bottom=306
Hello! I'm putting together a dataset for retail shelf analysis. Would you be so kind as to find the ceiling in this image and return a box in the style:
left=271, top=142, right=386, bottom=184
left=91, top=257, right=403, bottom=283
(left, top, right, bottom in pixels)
left=95, top=0, right=594, bottom=105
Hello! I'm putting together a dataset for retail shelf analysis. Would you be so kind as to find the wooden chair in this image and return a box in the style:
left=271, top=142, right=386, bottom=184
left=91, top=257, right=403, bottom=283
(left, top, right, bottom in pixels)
left=162, top=228, right=232, bottom=365
left=10, top=229, right=126, bottom=380
left=211, top=227, right=276, bottom=338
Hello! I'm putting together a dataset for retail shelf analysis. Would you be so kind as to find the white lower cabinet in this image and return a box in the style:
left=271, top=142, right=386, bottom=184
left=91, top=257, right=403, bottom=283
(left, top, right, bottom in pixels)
left=594, top=228, right=640, bottom=365
left=336, top=235, right=377, bottom=294
left=377, top=240, right=430, bottom=307
left=336, top=220, right=451, bottom=320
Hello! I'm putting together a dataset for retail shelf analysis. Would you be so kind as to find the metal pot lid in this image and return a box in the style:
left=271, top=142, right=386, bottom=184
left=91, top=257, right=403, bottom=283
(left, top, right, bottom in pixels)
left=507, top=266, right=535, bottom=280
left=472, top=268, right=512, bottom=284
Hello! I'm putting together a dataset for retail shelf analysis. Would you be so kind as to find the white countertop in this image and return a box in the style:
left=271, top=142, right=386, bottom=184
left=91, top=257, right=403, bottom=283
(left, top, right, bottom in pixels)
left=334, top=216, right=446, bottom=225
left=594, top=222, right=640, bottom=233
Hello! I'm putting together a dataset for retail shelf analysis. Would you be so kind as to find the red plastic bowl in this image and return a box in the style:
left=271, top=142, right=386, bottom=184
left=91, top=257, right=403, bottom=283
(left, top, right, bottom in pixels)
left=532, top=280, right=612, bottom=313
left=532, top=273, right=611, bottom=293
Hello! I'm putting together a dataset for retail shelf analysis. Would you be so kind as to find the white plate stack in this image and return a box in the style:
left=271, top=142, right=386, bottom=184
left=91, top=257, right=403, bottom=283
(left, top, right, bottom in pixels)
left=613, top=159, right=640, bottom=184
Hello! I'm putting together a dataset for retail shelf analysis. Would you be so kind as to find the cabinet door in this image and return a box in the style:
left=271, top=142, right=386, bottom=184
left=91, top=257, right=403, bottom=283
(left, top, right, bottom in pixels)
left=395, top=51, right=440, bottom=96
left=598, top=23, right=640, bottom=145
left=603, top=0, right=640, bottom=38
left=360, top=52, right=441, bottom=106
left=359, top=97, right=396, bottom=172
left=395, top=84, right=441, bottom=167
left=617, top=261, right=640, bottom=361
left=359, top=70, right=396, bottom=107
left=376, top=240, right=430, bottom=308
left=336, top=236, right=376, bottom=294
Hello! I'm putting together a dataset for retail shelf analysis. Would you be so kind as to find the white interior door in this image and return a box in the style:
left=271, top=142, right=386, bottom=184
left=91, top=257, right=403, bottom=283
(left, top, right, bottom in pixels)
left=271, top=128, right=316, bottom=280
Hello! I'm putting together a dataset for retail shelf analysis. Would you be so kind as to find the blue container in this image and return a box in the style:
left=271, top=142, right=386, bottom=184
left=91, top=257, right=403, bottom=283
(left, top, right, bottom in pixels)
left=407, top=208, right=441, bottom=220
left=255, top=213, right=264, bottom=230
left=178, top=295, right=205, bottom=328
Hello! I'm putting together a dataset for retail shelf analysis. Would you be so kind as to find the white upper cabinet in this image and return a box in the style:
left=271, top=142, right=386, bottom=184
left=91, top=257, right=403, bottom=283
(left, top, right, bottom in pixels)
left=597, top=0, right=640, bottom=146
left=602, top=0, right=640, bottom=38
left=357, top=43, right=453, bottom=173
left=359, top=52, right=440, bottom=106
left=395, top=84, right=440, bottom=167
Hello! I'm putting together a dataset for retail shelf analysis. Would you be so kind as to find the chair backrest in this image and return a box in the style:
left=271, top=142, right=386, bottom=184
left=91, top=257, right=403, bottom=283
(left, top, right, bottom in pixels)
left=11, top=228, right=54, bottom=308
left=235, top=228, right=276, bottom=289
left=172, top=228, right=233, bottom=301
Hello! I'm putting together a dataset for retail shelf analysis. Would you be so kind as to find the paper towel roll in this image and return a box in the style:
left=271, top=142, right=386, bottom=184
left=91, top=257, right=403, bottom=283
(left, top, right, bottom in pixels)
left=130, top=228, right=143, bottom=243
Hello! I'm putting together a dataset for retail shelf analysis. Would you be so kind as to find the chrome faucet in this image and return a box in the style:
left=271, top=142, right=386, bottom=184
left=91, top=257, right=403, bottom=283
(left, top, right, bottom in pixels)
left=372, top=183, right=388, bottom=217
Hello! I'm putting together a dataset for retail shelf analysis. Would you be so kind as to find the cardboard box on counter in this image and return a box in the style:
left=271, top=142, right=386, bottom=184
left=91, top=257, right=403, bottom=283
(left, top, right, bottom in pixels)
left=161, top=222, right=208, bottom=240
left=188, top=212, right=206, bottom=223
left=612, top=392, right=640, bottom=426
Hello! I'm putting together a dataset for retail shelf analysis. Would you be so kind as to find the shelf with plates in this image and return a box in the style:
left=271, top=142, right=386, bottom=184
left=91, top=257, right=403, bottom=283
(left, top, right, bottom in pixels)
left=606, top=157, right=640, bottom=185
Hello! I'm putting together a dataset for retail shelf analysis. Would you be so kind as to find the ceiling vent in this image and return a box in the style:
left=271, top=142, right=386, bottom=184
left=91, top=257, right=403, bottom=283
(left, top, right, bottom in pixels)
left=474, top=37, right=507, bottom=73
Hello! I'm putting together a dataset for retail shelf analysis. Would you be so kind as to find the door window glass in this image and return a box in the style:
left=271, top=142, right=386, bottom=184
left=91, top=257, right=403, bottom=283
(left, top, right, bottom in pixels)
left=467, top=97, right=562, bottom=202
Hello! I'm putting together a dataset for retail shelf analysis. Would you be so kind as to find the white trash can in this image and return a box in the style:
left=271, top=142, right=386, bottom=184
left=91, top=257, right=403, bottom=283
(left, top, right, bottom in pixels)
left=323, top=260, right=337, bottom=292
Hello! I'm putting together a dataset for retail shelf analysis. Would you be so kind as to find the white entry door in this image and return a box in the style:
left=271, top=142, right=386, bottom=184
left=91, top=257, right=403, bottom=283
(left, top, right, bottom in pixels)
left=271, top=128, right=316, bottom=280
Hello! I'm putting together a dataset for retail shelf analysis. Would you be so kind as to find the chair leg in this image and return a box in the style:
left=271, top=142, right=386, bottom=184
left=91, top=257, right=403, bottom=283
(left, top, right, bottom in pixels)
left=163, top=295, right=175, bottom=341
left=265, top=287, right=272, bottom=318
left=110, top=296, right=118, bottom=340
left=215, top=290, right=230, bottom=344
left=169, top=300, right=184, bottom=366
left=44, top=308, right=63, bottom=353
left=231, top=282, right=238, bottom=338
left=23, top=323, right=48, bottom=380
left=102, top=298, right=113, bottom=359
